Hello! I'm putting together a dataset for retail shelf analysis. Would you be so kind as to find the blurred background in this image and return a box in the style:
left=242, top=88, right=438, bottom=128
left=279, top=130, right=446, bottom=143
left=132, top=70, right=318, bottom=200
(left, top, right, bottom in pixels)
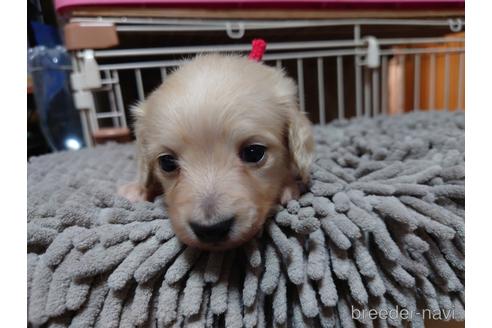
left=27, top=0, right=464, bottom=158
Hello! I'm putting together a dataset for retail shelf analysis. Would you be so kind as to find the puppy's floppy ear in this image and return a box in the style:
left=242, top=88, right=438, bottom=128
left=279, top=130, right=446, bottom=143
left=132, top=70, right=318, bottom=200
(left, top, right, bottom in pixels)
left=274, top=74, right=314, bottom=185
left=131, top=102, right=161, bottom=195
left=287, top=107, right=315, bottom=185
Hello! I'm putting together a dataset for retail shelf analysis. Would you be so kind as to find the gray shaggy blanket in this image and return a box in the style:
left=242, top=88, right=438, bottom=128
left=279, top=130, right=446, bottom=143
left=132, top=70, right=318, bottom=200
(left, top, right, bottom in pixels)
left=27, top=111, right=465, bottom=328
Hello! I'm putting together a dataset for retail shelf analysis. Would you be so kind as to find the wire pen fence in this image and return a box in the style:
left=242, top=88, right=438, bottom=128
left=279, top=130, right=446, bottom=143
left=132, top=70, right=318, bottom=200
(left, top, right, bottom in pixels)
left=68, top=18, right=464, bottom=146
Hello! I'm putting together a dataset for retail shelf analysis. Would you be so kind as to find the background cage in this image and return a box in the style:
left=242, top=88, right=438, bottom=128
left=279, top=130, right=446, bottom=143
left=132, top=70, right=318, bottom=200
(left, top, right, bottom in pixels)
left=63, top=16, right=464, bottom=147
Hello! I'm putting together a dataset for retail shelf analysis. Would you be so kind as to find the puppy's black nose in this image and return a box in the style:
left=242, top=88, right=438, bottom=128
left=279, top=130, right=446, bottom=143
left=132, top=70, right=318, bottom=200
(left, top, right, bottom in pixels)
left=190, top=218, right=234, bottom=243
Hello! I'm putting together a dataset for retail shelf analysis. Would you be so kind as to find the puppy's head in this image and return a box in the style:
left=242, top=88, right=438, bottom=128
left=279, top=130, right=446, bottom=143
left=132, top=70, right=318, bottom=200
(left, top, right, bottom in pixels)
left=134, top=54, right=314, bottom=250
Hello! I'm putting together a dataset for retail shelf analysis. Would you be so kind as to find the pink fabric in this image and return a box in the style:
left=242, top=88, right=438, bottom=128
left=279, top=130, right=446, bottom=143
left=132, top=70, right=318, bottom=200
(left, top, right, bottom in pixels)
left=55, top=0, right=464, bottom=13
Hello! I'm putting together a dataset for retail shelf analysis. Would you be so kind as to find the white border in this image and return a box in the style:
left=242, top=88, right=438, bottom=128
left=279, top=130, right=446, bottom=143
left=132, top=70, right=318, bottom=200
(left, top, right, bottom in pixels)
left=0, top=0, right=28, bottom=325
left=466, top=0, right=492, bottom=326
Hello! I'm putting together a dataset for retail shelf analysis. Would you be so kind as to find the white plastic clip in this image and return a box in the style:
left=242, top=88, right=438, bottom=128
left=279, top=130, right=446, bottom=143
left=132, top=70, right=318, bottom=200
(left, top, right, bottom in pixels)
left=226, top=22, right=245, bottom=39
left=70, top=50, right=102, bottom=114
left=81, top=50, right=102, bottom=89
left=364, top=36, right=380, bottom=68
left=73, top=90, right=95, bottom=110
left=70, top=50, right=102, bottom=92
left=448, top=18, right=464, bottom=32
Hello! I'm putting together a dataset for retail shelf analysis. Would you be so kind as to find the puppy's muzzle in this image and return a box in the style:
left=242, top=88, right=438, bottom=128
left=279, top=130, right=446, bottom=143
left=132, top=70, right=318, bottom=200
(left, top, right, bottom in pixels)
left=190, top=218, right=235, bottom=243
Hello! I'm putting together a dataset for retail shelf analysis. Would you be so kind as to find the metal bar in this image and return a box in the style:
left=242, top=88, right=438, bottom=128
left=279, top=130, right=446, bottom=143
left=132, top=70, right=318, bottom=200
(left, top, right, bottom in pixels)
left=114, top=23, right=463, bottom=34
left=443, top=53, right=450, bottom=110
left=83, top=37, right=464, bottom=59
left=317, top=58, right=326, bottom=125
left=105, top=71, right=120, bottom=127
left=96, top=112, right=122, bottom=119
left=377, top=37, right=465, bottom=46
left=72, top=17, right=464, bottom=29
left=336, top=56, right=345, bottom=119
left=276, top=60, right=282, bottom=69
left=88, top=104, right=98, bottom=132
left=413, top=55, right=421, bottom=110
left=95, top=47, right=464, bottom=72
left=79, top=109, right=93, bottom=148
left=263, top=49, right=364, bottom=61
left=457, top=53, right=465, bottom=110
left=297, top=59, right=305, bottom=113
left=100, top=78, right=118, bottom=85
left=113, top=71, right=128, bottom=128
left=88, top=40, right=363, bottom=58
left=135, top=69, right=145, bottom=101
left=94, top=48, right=464, bottom=71
left=380, top=47, right=464, bottom=56
left=364, top=68, right=371, bottom=117
left=399, top=55, right=406, bottom=113
left=354, top=24, right=363, bottom=118
left=372, top=69, right=380, bottom=116
left=428, top=54, right=436, bottom=110
left=81, top=55, right=98, bottom=133
left=71, top=55, right=93, bottom=147
left=117, top=25, right=238, bottom=32
left=381, top=56, right=388, bottom=115
left=100, top=60, right=182, bottom=71
left=98, top=49, right=365, bottom=71
left=160, top=67, right=167, bottom=82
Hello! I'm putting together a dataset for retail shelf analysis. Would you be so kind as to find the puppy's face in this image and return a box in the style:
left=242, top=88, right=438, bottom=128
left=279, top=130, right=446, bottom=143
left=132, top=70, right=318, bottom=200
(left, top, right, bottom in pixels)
left=135, top=55, right=313, bottom=250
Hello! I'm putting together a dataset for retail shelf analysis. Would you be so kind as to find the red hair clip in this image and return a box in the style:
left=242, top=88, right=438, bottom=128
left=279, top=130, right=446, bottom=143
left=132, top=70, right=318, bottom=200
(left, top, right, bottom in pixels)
left=248, top=39, right=267, bottom=62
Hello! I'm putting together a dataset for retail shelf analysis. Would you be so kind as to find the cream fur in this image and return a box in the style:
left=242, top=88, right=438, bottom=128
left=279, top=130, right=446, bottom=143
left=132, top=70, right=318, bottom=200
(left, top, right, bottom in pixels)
left=119, top=54, right=314, bottom=250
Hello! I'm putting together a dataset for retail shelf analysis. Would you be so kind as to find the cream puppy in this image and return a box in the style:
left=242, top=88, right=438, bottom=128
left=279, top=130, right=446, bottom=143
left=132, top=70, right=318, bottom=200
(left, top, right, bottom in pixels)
left=119, top=54, right=314, bottom=250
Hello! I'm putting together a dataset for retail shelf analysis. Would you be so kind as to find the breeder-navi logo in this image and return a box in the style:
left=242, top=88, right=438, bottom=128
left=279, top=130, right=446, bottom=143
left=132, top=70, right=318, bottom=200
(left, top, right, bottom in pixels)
left=352, top=305, right=457, bottom=321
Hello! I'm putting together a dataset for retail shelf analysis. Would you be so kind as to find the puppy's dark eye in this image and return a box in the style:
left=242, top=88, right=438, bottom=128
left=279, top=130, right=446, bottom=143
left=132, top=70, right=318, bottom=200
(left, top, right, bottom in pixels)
left=158, top=154, right=178, bottom=172
left=240, top=144, right=266, bottom=163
